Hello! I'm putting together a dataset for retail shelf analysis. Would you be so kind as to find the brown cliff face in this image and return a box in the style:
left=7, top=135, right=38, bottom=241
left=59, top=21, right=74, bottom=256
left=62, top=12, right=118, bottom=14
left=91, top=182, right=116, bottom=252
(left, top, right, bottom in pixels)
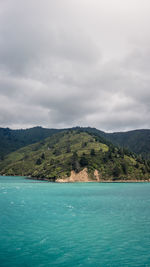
left=56, top=168, right=100, bottom=183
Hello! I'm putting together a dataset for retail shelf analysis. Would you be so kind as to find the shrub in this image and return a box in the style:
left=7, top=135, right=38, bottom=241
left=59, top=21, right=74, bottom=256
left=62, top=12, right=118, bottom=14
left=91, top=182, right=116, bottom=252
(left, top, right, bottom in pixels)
left=113, top=165, right=121, bottom=177
left=36, top=158, right=42, bottom=165
left=80, top=156, right=88, bottom=167
left=90, top=149, right=95, bottom=156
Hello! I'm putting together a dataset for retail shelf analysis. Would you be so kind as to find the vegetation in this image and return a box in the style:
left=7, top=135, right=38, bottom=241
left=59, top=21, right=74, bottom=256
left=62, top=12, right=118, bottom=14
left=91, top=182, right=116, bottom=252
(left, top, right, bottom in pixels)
left=0, top=129, right=150, bottom=181
left=70, top=127, right=150, bottom=159
left=0, top=126, right=150, bottom=161
left=104, top=129, right=150, bottom=159
left=0, top=126, right=60, bottom=159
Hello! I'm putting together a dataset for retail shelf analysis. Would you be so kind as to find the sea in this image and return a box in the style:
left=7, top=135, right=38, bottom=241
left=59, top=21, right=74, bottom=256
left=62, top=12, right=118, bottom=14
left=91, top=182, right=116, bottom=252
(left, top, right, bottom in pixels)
left=0, top=176, right=150, bottom=267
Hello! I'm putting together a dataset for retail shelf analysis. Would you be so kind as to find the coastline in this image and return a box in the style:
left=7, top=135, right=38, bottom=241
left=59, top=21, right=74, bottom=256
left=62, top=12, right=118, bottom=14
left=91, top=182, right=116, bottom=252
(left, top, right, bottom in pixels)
left=1, top=173, right=149, bottom=183
left=26, top=176, right=150, bottom=183
left=56, top=179, right=150, bottom=183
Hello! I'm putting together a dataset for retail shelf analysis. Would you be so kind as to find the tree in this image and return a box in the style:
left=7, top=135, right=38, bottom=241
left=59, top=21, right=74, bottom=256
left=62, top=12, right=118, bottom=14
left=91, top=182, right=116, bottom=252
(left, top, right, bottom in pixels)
left=118, top=148, right=124, bottom=158
left=135, top=163, right=139, bottom=169
left=66, top=144, right=71, bottom=153
left=108, top=150, right=113, bottom=160
left=36, top=158, right=42, bottom=165
left=79, top=156, right=88, bottom=167
left=82, top=142, right=87, bottom=148
left=41, top=153, right=45, bottom=159
left=141, top=166, right=146, bottom=175
left=113, top=165, right=121, bottom=177
left=121, top=162, right=128, bottom=175
left=103, top=153, right=109, bottom=163
left=53, top=149, right=60, bottom=156
left=71, top=152, right=80, bottom=172
left=0, top=154, right=4, bottom=161
left=90, top=149, right=95, bottom=156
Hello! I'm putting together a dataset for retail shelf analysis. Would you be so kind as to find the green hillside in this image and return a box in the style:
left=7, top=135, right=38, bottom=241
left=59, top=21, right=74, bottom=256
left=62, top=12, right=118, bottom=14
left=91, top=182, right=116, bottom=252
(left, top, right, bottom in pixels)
left=105, top=129, right=150, bottom=159
left=72, top=127, right=150, bottom=159
left=0, top=126, right=150, bottom=160
left=0, top=126, right=60, bottom=159
left=0, top=130, right=150, bottom=181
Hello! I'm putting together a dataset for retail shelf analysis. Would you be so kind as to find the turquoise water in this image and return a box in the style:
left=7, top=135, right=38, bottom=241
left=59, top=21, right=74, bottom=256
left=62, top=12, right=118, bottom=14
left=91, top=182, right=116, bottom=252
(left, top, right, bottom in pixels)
left=0, top=176, right=150, bottom=267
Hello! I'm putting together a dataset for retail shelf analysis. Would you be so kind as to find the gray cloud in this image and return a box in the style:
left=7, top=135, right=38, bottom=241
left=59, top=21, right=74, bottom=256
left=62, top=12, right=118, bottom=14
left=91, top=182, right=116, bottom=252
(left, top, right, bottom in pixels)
left=0, top=0, right=150, bottom=131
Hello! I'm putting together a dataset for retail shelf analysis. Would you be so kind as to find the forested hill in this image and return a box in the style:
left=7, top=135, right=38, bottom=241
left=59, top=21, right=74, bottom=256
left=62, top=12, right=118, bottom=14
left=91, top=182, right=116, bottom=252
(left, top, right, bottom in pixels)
left=0, top=127, right=60, bottom=159
left=69, top=127, right=150, bottom=159
left=0, top=130, right=150, bottom=181
left=0, top=126, right=150, bottom=160
left=104, top=129, right=150, bottom=159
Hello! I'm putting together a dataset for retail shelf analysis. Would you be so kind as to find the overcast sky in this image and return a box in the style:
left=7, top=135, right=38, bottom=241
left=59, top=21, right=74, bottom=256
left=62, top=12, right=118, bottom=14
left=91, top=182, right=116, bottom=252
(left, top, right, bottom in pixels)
left=0, top=0, right=150, bottom=132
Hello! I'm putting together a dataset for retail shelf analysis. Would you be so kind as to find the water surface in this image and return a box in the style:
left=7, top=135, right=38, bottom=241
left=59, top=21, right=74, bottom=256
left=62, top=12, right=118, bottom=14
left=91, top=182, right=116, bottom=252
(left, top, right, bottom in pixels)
left=0, top=176, right=150, bottom=267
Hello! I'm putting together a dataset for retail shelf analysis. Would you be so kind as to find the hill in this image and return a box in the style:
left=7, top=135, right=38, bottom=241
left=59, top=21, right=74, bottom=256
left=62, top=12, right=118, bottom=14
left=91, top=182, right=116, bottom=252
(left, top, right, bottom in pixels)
left=69, top=127, right=150, bottom=159
left=0, top=126, right=150, bottom=160
left=105, top=129, right=150, bottom=159
left=0, top=130, right=150, bottom=182
left=0, top=126, right=60, bottom=159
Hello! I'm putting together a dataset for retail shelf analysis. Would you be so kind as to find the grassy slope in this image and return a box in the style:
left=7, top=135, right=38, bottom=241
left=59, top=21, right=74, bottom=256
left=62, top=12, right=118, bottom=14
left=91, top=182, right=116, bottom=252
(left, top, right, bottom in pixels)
left=0, top=126, right=60, bottom=159
left=0, top=130, right=150, bottom=181
left=0, top=126, right=150, bottom=160
left=71, top=127, right=150, bottom=159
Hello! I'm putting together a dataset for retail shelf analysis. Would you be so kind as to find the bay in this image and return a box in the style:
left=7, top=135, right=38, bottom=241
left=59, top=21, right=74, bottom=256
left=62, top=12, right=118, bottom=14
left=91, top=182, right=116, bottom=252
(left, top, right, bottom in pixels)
left=0, top=176, right=150, bottom=267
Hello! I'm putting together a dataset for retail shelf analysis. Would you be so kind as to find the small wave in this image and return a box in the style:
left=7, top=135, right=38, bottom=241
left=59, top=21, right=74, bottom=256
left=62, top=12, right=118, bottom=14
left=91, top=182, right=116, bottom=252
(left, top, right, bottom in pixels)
left=39, top=238, right=48, bottom=244
left=68, top=205, right=74, bottom=209
left=65, top=204, right=74, bottom=209
left=15, top=186, right=20, bottom=189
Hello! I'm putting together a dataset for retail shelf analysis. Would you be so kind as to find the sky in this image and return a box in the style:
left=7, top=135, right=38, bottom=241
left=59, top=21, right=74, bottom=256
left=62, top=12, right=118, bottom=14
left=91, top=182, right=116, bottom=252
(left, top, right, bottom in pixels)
left=0, top=0, right=150, bottom=132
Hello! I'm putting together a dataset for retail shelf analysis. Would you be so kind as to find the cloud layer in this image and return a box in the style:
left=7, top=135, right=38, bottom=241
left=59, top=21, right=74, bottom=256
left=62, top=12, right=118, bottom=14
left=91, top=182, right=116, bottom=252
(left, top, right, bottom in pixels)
left=0, top=0, right=150, bottom=131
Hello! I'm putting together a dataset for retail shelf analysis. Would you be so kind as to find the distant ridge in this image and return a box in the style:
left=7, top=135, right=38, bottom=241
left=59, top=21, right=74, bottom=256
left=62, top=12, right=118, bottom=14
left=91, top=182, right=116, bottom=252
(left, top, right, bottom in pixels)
left=104, top=129, right=150, bottom=159
left=0, top=127, right=60, bottom=159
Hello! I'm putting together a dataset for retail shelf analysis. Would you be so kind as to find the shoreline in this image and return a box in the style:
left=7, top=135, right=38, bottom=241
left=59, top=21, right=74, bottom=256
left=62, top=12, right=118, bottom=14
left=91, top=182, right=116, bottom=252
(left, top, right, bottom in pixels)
left=26, top=176, right=150, bottom=183
left=1, top=175, right=149, bottom=183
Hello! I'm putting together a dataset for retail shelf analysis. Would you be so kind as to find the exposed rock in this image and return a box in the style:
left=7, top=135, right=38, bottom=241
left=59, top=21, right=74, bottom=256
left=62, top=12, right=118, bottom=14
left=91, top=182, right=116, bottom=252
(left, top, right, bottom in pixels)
left=56, top=168, right=100, bottom=183
left=94, top=169, right=100, bottom=181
